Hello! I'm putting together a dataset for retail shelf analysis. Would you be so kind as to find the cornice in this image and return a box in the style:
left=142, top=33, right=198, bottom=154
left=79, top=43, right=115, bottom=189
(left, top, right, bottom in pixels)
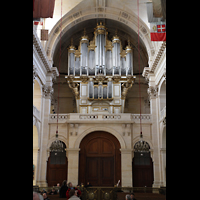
left=150, top=41, right=166, bottom=73
left=33, top=28, right=59, bottom=80
left=142, top=41, right=166, bottom=80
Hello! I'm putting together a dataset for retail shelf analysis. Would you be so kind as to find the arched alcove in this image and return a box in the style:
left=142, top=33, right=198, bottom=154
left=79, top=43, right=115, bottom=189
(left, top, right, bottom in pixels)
left=132, top=140, right=154, bottom=187
left=159, top=80, right=166, bottom=111
left=79, top=131, right=121, bottom=186
left=47, top=141, right=68, bottom=186
left=33, top=79, right=42, bottom=111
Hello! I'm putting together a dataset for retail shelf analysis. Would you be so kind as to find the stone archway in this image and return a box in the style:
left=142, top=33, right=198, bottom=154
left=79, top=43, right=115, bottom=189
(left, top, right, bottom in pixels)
left=45, top=3, right=154, bottom=62
left=78, top=131, right=121, bottom=186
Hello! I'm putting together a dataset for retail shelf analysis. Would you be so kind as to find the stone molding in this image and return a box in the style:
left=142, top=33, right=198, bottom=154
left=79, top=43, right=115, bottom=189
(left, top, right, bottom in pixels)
left=147, top=86, right=158, bottom=99
left=42, top=85, right=54, bottom=99
left=142, top=41, right=166, bottom=81
left=33, top=28, right=59, bottom=82
left=45, top=4, right=154, bottom=61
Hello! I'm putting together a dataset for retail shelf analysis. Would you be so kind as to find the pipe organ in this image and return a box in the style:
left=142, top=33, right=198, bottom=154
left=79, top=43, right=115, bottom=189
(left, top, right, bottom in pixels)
left=65, top=22, right=135, bottom=114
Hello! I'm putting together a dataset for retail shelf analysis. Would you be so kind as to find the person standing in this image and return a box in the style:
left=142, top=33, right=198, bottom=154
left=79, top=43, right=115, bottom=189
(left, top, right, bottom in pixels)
left=59, top=180, right=68, bottom=198
left=68, top=189, right=80, bottom=200
left=130, top=193, right=137, bottom=200
left=66, top=182, right=81, bottom=200
left=125, top=194, right=131, bottom=200
left=43, top=193, right=50, bottom=200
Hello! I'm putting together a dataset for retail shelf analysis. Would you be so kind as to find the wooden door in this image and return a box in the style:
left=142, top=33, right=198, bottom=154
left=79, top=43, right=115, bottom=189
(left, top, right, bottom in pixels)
left=86, top=157, right=114, bottom=186
left=46, top=141, right=68, bottom=186
left=132, top=152, right=154, bottom=187
left=79, top=131, right=121, bottom=186
left=47, top=157, right=68, bottom=186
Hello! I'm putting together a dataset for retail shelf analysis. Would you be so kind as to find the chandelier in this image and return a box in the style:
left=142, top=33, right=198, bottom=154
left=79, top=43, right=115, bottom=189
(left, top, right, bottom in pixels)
left=135, top=0, right=150, bottom=154
left=50, top=2, right=64, bottom=154
left=134, top=134, right=150, bottom=153
left=49, top=131, right=64, bottom=152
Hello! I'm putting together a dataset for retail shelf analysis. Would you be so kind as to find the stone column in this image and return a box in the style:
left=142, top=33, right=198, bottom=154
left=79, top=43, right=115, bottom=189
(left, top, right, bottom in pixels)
left=67, top=148, right=80, bottom=186
left=120, top=148, right=133, bottom=187
left=37, top=77, right=54, bottom=187
left=147, top=79, right=162, bottom=188
left=160, top=148, right=166, bottom=187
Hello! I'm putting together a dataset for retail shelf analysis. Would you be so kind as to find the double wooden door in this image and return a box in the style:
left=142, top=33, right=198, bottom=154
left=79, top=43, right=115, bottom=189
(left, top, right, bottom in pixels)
left=79, top=131, right=121, bottom=186
left=86, top=157, right=114, bottom=186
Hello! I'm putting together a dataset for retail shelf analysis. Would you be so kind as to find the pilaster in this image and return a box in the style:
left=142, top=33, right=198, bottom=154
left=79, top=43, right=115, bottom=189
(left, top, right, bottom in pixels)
left=37, top=83, right=53, bottom=187
left=147, top=75, right=162, bottom=187
left=120, top=148, right=133, bottom=187
left=66, top=148, right=80, bottom=186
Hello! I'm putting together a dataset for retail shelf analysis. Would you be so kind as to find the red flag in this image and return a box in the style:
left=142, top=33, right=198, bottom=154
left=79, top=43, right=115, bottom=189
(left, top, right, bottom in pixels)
left=150, top=22, right=166, bottom=41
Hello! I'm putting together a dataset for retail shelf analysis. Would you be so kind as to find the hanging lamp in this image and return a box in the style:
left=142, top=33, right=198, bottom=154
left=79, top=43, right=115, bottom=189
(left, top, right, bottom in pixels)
left=134, top=0, right=149, bottom=153
left=50, top=0, right=63, bottom=153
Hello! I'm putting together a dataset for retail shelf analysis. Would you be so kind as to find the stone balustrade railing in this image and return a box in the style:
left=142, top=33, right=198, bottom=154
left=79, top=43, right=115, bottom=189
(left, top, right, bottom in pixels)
left=49, top=113, right=151, bottom=123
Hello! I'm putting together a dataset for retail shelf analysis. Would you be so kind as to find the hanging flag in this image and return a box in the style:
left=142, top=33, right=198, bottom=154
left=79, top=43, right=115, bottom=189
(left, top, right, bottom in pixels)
left=150, top=22, right=166, bottom=41
left=33, top=0, right=55, bottom=18
left=34, top=21, right=43, bottom=26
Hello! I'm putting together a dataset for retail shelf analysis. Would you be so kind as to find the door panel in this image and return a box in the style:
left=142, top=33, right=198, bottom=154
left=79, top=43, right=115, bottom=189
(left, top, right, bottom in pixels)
left=47, top=157, right=68, bottom=186
left=86, top=157, right=114, bottom=186
left=132, top=152, right=154, bottom=187
left=86, top=157, right=99, bottom=184
left=101, top=157, right=114, bottom=186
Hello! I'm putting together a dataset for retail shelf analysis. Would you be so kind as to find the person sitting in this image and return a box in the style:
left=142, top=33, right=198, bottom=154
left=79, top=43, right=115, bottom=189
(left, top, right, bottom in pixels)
left=130, top=193, right=137, bottom=200
left=125, top=194, right=131, bottom=200
left=33, top=191, right=44, bottom=200
left=59, top=180, right=68, bottom=198
left=68, top=189, right=80, bottom=200
left=66, top=182, right=81, bottom=200
left=49, top=187, right=57, bottom=195
left=43, top=193, right=50, bottom=200
left=85, top=182, right=92, bottom=187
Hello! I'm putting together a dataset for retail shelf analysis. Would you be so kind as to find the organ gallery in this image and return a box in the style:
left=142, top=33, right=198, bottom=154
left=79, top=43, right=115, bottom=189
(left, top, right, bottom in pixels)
left=33, top=0, right=166, bottom=195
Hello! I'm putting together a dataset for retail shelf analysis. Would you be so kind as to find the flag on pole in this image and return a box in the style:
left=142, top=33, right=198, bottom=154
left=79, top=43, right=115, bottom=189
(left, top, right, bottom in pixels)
left=150, top=22, right=166, bottom=41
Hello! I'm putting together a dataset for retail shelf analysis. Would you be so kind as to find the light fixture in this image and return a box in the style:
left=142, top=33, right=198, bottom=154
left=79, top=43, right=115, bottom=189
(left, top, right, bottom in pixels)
left=134, top=134, right=150, bottom=153
left=50, top=0, right=63, bottom=153
left=134, top=0, right=150, bottom=153
left=49, top=131, right=64, bottom=153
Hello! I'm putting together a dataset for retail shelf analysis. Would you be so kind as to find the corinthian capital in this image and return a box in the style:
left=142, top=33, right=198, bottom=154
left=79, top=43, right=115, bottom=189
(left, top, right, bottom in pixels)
left=147, top=86, right=158, bottom=99
left=33, top=65, right=38, bottom=82
left=42, top=85, right=54, bottom=99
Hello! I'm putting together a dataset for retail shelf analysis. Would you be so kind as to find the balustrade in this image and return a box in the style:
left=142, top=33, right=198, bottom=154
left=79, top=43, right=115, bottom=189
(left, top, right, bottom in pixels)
left=49, top=113, right=151, bottom=123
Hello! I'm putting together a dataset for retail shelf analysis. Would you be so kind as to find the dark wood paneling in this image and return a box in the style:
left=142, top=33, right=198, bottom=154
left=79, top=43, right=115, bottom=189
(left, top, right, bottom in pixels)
left=47, top=157, right=68, bottom=187
left=79, top=131, right=121, bottom=186
left=132, top=152, right=154, bottom=187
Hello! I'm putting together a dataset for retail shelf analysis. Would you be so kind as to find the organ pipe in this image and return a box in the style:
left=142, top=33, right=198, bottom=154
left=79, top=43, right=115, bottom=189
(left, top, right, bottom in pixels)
left=67, top=23, right=133, bottom=77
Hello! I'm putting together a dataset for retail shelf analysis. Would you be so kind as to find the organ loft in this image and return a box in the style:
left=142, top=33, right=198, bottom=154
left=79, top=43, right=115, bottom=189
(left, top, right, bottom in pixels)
left=65, top=22, right=136, bottom=114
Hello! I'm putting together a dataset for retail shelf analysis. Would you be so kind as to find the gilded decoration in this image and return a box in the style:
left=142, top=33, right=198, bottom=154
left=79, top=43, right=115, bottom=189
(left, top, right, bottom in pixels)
left=94, top=22, right=107, bottom=35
